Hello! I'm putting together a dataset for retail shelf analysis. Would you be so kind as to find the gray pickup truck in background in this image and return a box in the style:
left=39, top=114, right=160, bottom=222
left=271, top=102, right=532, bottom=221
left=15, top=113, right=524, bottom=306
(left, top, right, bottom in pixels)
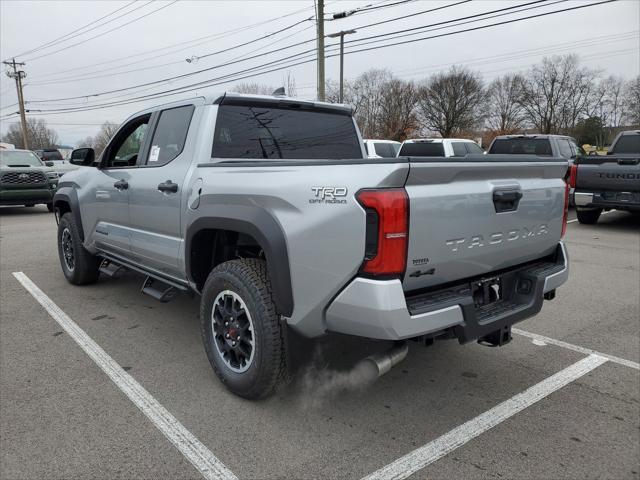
left=571, top=130, right=640, bottom=224
left=53, top=92, right=570, bottom=399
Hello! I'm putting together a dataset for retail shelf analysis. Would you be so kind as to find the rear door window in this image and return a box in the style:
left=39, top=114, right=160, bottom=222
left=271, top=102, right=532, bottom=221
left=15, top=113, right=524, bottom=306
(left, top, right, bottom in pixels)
left=146, top=105, right=194, bottom=166
left=399, top=142, right=445, bottom=156
left=451, top=142, right=468, bottom=156
left=489, top=138, right=552, bottom=156
left=558, top=139, right=573, bottom=159
left=611, top=134, right=640, bottom=154
left=465, top=142, right=484, bottom=154
left=212, top=104, right=362, bottom=160
left=373, top=142, right=398, bottom=157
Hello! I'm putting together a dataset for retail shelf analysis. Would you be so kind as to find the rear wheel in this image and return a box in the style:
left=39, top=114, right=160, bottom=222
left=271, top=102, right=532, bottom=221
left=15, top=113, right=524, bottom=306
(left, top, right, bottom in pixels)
left=200, top=259, right=285, bottom=399
left=576, top=207, right=602, bottom=225
left=57, top=212, right=100, bottom=284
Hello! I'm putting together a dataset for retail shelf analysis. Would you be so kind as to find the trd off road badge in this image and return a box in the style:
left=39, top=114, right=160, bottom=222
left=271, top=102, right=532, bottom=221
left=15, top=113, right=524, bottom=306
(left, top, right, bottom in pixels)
left=310, top=186, right=348, bottom=204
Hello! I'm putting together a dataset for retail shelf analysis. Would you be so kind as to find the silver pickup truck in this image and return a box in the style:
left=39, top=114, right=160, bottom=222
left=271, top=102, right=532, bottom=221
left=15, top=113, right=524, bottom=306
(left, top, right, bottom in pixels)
left=53, top=92, right=570, bottom=399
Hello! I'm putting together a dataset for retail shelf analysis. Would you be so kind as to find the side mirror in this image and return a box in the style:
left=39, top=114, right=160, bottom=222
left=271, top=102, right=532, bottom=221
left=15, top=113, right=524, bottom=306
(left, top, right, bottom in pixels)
left=45, top=161, right=54, bottom=167
left=70, top=148, right=96, bottom=166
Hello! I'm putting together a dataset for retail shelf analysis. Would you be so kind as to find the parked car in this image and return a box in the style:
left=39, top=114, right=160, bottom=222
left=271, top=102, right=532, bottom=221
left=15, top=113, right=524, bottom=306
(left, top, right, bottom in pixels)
left=53, top=92, right=570, bottom=399
left=363, top=139, right=401, bottom=158
left=35, top=148, right=79, bottom=178
left=571, top=130, right=640, bottom=224
left=0, top=149, right=58, bottom=210
left=488, top=134, right=584, bottom=204
left=398, top=138, right=484, bottom=157
left=487, top=134, right=584, bottom=158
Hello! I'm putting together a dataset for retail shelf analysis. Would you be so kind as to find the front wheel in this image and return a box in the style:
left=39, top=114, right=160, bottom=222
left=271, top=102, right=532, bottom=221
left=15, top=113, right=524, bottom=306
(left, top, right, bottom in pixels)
left=200, top=259, right=286, bottom=399
left=577, top=208, right=602, bottom=225
left=57, top=213, right=100, bottom=285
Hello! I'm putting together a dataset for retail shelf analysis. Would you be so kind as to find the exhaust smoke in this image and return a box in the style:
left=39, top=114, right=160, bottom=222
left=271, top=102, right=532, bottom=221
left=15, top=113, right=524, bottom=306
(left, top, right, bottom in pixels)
left=297, top=342, right=408, bottom=408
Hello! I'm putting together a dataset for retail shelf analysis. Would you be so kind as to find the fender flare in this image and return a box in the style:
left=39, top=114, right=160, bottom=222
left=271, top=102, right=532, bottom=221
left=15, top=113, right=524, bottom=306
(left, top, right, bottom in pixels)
left=185, top=205, right=293, bottom=317
left=53, top=187, right=85, bottom=241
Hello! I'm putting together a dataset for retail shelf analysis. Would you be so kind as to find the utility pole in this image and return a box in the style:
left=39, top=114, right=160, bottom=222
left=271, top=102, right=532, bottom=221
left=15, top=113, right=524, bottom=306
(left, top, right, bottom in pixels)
left=327, top=30, right=356, bottom=103
left=3, top=58, right=29, bottom=149
left=316, top=0, right=325, bottom=101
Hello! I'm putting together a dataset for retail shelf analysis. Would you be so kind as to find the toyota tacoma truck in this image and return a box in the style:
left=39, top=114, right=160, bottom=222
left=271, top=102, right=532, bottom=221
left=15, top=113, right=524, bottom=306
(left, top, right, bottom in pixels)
left=53, top=92, right=570, bottom=399
left=1, top=149, right=59, bottom=210
left=571, top=130, right=640, bottom=224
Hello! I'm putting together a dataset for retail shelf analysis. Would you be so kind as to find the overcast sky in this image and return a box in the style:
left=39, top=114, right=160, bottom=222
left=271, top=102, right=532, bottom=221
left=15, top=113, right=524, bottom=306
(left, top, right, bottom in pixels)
left=0, top=0, right=638, bottom=146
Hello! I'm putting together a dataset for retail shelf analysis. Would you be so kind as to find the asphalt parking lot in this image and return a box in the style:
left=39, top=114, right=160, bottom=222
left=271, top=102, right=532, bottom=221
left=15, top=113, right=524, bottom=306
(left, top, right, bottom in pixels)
left=1, top=206, right=638, bottom=480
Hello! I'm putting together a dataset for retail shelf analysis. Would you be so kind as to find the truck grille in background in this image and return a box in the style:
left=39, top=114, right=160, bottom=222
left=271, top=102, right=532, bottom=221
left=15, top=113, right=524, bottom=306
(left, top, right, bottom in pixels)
left=1, top=171, right=48, bottom=185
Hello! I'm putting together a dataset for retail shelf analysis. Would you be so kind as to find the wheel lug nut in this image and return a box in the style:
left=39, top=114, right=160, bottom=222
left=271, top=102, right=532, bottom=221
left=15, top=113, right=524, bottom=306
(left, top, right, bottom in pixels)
left=236, top=336, right=240, bottom=340
left=226, top=333, right=230, bottom=338
left=232, top=341, right=236, bottom=346
left=224, top=322, right=229, bottom=326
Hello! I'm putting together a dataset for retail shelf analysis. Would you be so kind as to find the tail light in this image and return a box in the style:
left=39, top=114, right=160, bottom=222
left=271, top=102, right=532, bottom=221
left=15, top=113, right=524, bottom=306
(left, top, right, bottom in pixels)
left=356, top=189, right=408, bottom=276
left=568, top=163, right=578, bottom=188
left=561, top=182, right=570, bottom=238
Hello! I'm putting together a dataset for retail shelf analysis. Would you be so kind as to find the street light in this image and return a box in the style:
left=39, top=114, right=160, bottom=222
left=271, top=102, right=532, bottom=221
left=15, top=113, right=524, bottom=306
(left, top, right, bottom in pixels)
left=327, top=29, right=356, bottom=103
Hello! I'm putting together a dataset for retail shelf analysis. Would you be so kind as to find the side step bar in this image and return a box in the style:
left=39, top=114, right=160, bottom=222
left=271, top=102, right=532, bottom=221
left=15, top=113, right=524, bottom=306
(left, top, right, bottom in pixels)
left=97, top=253, right=189, bottom=303
left=99, top=260, right=127, bottom=278
left=141, top=276, right=179, bottom=303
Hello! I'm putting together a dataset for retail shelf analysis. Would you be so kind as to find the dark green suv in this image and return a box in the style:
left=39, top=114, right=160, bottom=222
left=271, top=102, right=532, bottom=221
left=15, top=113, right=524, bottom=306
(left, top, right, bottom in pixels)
left=0, top=149, right=58, bottom=211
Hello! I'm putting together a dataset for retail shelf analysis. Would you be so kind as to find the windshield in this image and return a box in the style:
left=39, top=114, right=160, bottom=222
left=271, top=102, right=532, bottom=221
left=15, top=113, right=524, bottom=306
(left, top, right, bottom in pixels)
left=41, top=150, right=64, bottom=161
left=489, top=138, right=552, bottom=156
left=0, top=150, right=45, bottom=167
left=373, top=142, right=399, bottom=157
left=399, top=142, right=444, bottom=156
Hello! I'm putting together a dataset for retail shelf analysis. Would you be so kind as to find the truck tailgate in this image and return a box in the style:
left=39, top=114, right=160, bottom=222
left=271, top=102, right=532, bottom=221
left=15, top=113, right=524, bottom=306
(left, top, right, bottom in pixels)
left=575, top=155, right=640, bottom=192
left=403, top=155, right=568, bottom=292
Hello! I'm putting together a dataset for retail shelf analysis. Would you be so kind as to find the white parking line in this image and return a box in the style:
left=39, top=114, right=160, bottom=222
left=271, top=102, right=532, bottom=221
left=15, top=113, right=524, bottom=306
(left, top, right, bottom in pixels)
left=12, top=272, right=237, bottom=480
left=361, top=354, right=608, bottom=480
left=513, top=328, right=640, bottom=370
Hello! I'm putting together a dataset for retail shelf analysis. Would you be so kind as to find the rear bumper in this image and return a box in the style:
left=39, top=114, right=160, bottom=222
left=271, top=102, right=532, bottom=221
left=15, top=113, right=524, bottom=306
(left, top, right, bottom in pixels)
left=0, top=188, right=54, bottom=205
left=325, top=242, right=568, bottom=341
left=572, top=190, right=640, bottom=210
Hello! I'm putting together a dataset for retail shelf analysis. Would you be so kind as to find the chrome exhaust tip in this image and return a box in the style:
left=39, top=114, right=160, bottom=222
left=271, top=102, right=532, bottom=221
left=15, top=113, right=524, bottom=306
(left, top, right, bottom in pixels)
left=361, top=342, right=409, bottom=378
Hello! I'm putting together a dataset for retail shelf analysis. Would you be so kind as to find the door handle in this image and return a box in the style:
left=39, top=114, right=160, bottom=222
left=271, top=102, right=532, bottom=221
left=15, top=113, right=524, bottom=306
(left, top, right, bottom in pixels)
left=492, top=189, right=523, bottom=213
left=113, top=179, right=128, bottom=190
left=158, top=180, right=178, bottom=193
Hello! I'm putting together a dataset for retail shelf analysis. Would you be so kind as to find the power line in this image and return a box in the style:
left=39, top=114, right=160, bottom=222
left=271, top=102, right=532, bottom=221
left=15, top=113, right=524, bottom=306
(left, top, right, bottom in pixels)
left=5, top=1, right=138, bottom=60
left=23, top=1, right=179, bottom=62
left=27, top=3, right=320, bottom=81
left=21, top=0, right=620, bottom=114
left=29, top=17, right=314, bottom=86
left=24, top=0, right=475, bottom=103
left=24, top=0, right=570, bottom=103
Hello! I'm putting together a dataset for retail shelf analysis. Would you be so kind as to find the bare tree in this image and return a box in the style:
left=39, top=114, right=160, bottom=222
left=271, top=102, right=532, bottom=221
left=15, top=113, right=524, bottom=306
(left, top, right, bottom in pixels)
left=519, top=55, right=599, bottom=134
left=77, top=122, right=119, bottom=156
left=485, top=73, right=525, bottom=133
left=377, top=79, right=418, bottom=141
left=93, top=122, right=119, bottom=156
left=1, top=117, right=59, bottom=149
left=416, top=66, right=485, bottom=137
left=625, top=75, right=640, bottom=125
left=231, top=83, right=276, bottom=95
left=284, top=71, right=297, bottom=97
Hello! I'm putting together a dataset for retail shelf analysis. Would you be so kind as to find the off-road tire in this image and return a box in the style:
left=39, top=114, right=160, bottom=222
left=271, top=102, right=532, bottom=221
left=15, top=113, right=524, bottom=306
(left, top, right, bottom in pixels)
left=200, top=259, right=286, bottom=399
left=576, top=208, right=602, bottom=225
left=57, top=212, right=100, bottom=285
